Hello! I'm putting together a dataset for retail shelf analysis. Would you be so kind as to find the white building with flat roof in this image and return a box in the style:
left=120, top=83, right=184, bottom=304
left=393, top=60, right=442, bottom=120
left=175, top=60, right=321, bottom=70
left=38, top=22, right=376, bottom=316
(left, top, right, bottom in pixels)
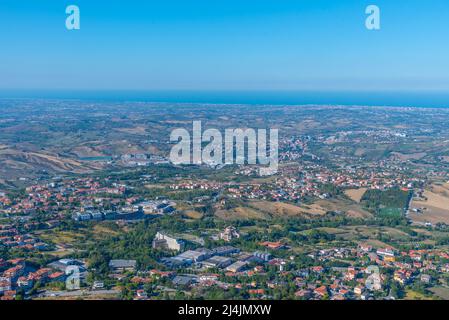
left=152, top=232, right=184, bottom=252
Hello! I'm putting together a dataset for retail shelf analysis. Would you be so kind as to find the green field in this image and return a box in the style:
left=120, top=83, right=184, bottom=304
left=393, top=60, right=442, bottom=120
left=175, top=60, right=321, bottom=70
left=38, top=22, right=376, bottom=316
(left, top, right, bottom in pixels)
left=379, top=207, right=403, bottom=218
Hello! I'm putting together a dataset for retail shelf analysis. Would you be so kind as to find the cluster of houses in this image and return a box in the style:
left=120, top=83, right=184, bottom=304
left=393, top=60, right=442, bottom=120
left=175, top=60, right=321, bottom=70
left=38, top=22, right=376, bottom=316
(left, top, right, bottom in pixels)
left=300, top=243, right=449, bottom=299
left=169, top=181, right=224, bottom=191
left=0, top=193, right=11, bottom=207
left=0, top=225, right=49, bottom=251
left=157, top=146, right=420, bottom=203
left=110, top=237, right=441, bottom=300
left=0, top=178, right=128, bottom=217
left=226, top=160, right=420, bottom=203
left=3, top=225, right=447, bottom=300
left=0, top=258, right=86, bottom=300
left=72, top=200, right=176, bottom=222
left=1, top=177, right=179, bottom=225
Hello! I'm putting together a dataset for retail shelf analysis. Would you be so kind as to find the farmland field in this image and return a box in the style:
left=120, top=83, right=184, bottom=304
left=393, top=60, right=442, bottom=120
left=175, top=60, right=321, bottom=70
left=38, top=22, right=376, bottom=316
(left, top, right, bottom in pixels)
left=344, top=188, right=367, bottom=203
left=410, top=185, right=449, bottom=224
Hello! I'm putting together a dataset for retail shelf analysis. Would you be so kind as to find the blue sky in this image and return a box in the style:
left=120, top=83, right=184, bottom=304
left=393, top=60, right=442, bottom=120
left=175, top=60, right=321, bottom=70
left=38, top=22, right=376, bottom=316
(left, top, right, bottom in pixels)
left=1, top=0, right=449, bottom=91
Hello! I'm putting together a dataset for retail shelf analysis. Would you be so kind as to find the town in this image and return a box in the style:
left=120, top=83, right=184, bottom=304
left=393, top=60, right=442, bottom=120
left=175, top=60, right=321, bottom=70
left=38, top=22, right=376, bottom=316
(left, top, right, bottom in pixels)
left=1, top=101, right=449, bottom=300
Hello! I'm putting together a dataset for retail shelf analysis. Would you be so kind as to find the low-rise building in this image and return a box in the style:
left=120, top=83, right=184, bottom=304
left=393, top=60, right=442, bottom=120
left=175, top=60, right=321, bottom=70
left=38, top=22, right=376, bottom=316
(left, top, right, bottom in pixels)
left=109, top=260, right=137, bottom=272
left=226, top=261, right=248, bottom=273
left=202, top=256, right=232, bottom=269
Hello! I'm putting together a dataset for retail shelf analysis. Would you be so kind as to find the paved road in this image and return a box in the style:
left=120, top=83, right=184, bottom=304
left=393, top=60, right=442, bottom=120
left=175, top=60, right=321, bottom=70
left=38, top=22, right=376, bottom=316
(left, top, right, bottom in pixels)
left=39, top=289, right=120, bottom=298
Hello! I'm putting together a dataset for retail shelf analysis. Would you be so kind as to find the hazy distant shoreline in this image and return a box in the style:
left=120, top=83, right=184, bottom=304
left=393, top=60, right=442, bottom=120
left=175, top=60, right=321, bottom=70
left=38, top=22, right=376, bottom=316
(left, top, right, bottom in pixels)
left=1, top=90, right=449, bottom=108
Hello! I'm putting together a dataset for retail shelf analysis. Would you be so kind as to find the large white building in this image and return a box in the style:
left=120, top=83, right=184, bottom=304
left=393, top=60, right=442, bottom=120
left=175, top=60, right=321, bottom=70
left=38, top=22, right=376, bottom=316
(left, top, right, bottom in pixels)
left=152, top=232, right=184, bottom=252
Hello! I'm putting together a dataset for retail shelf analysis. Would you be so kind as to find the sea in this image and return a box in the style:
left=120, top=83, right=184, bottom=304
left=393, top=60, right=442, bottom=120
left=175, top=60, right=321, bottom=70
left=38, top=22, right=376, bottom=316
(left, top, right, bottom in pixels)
left=1, top=90, right=449, bottom=108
